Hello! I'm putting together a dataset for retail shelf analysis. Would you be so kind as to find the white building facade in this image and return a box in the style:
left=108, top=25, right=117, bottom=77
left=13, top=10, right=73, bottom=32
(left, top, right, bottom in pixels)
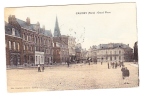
left=90, top=43, right=133, bottom=62
left=97, top=48, right=124, bottom=62
left=35, top=51, right=44, bottom=65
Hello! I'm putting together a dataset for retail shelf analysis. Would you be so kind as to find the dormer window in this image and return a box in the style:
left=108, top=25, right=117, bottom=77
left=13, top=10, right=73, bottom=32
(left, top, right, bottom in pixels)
left=12, top=28, right=15, bottom=36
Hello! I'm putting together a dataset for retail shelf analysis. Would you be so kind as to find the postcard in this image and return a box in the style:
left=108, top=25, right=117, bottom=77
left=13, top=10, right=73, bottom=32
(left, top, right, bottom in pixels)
left=4, top=3, right=139, bottom=92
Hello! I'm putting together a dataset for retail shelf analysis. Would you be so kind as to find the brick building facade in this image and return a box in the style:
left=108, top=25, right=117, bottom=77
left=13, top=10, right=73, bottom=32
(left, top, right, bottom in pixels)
left=5, top=15, right=53, bottom=67
left=5, top=22, right=23, bottom=67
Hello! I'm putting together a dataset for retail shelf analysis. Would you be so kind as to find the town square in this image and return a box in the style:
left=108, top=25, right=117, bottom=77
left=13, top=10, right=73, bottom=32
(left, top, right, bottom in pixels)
left=4, top=3, right=139, bottom=92
left=7, top=62, right=138, bottom=92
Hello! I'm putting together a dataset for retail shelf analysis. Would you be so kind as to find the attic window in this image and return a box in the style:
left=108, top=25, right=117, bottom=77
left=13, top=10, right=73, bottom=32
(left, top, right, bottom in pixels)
left=12, top=28, right=15, bottom=36
left=7, top=28, right=11, bottom=31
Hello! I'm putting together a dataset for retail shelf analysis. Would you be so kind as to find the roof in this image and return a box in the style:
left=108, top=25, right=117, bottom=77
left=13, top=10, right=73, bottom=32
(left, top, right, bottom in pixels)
left=5, top=22, right=21, bottom=37
left=97, top=43, right=132, bottom=50
left=16, top=18, right=36, bottom=31
left=16, top=18, right=52, bottom=37
left=75, top=47, right=81, bottom=52
left=44, top=30, right=52, bottom=37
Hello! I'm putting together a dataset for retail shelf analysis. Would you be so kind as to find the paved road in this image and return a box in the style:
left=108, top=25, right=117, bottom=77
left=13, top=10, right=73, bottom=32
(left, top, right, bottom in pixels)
left=7, top=62, right=139, bottom=92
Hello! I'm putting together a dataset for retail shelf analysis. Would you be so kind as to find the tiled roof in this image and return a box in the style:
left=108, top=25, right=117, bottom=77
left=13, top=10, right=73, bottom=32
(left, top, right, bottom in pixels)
left=5, top=22, right=21, bottom=37
left=16, top=18, right=36, bottom=31
left=16, top=18, right=52, bottom=37
left=44, top=30, right=52, bottom=37
left=75, top=47, right=81, bottom=52
left=97, top=43, right=132, bottom=49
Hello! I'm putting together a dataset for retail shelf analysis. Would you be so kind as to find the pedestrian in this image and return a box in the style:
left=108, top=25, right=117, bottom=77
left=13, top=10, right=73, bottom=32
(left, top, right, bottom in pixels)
left=120, top=61, right=122, bottom=67
left=42, top=65, right=44, bottom=72
left=38, top=64, right=41, bottom=72
left=122, top=61, right=124, bottom=67
left=112, top=62, right=114, bottom=68
left=121, top=66, right=130, bottom=84
left=115, top=62, right=117, bottom=69
left=67, top=60, right=70, bottom=67
left=121, top=65, right=125, bottom=79
left=101, top=61, right=102, bottom=65
left=88, top=60, right=90, bottom=65
left=108, top=61, right=109, bottom=69
left=119, top=61, right=121, bottom=67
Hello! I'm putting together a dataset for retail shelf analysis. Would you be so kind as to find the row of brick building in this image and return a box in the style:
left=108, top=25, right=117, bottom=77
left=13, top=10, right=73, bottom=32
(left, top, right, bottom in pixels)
left=5, top=15, right=54, bottom=67
left=5, top=15, right=77, bottom=67
left=5, top=15, right=136, bottom=67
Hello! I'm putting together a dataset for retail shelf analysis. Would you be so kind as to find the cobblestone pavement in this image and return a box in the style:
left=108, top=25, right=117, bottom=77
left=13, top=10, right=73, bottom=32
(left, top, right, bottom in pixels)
left=7, top=62, right=139, bottom=92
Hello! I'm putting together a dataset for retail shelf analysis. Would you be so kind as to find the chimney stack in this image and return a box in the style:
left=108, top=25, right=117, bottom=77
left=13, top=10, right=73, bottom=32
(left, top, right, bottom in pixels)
left=26, top=17, right=30, bottom=25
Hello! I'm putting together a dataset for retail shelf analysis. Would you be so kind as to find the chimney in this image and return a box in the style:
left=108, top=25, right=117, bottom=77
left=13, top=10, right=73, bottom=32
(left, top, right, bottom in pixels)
left=43, top=25, right=45, bottom=30
left=37, top=21, right=40, bottom=26
left=12, top=15, right=15, bottom=18
left=8, top=15, right=12, bottom=23
left=100, top=44, right=101, bottom=48
left=26, top=17, right=30, bottom=25
left=11, top=15, right=16, bottom=22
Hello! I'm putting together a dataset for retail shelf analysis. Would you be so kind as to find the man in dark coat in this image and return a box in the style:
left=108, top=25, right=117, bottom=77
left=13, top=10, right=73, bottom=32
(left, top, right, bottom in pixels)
left=112, top=62, right=114, bottom=69
left=115, top=62, right=117, bottom=69
left=121, top=65, right=126, bottom=79
left=108, top=61, right=109, bottom=69
left=67, top=60, right=70, bottom=67
left=121, top=66, right=130, bottom=84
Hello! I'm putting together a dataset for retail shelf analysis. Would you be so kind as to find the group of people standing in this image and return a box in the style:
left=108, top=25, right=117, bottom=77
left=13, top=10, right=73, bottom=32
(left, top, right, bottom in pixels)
left=37, top=64, right=45, bottom=72
left=108, top=61, right=124, bottom=69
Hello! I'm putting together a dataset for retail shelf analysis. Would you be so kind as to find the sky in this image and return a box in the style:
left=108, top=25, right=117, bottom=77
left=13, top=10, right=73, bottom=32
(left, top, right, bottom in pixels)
left=4, top=3, right=138, bottom=49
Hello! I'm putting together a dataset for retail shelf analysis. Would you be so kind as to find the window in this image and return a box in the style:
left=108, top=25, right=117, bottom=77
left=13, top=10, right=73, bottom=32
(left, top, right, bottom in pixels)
left=17, top=43, right=20, bottom=51
left=9, top=41, right=11, bottom=49
left=34, top=37, right=36, bottom=43
left=29, top=35, right=30, bottom=41
left=12, top=28, right=15, bottom=35
left=23, top=34, right=25, bottom=40
left=115, top=56, right=116, bottom=60
left=30, top=46, right=31, bottom=51
left=41, top=56, right=43, bottom=62
left=40, top=38, right=41, bottom=44
left=27, top=45, right=28, bottom=50
left=119, top=56, right=121, bottom=60
left=13, top=42, right=16, bottom=50
left=36, top=56, right=37, bottom=62
left=119, top=51, right=121, bottom=54
left=5, top=42, right=7, bottom=48
left=27, top=35, right=29, bottom=41
left=23, top=45, right=25, bottom=50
